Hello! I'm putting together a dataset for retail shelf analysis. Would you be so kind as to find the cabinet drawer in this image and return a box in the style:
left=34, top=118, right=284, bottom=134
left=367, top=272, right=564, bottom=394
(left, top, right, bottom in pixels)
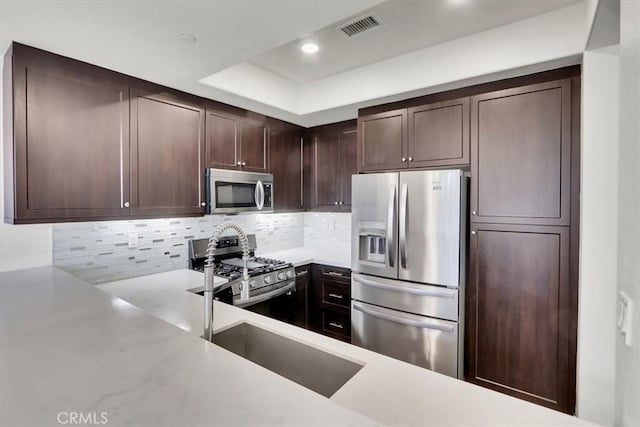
left=321, top=309, right=350, bottom=339
left=295, top=265, right=310, bottom=281
left=317, top=265, right=351, bottom=283
left=322, top=281, right=350, bottom=308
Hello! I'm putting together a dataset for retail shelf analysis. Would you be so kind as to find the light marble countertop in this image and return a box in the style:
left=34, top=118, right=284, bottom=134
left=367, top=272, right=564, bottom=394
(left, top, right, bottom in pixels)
left=257, top=246, right=351, bottom=269
left=0, top=267, right=377, bottom=427
left=95, top=269, right=595, bottom=427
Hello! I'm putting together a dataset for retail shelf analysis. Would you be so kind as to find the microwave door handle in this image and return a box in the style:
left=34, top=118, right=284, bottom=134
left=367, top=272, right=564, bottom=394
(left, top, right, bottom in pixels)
left=255, top=180, right=264, bottom=210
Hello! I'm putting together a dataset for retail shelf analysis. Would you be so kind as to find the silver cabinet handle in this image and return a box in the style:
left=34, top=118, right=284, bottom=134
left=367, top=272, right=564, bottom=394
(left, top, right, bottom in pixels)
left=334, top=201, right=339, bottom=205
left=399, top=183, right=408, bottom=269
left=237, top=161, right=243, bottom=166
left=471, top=230, right=477, bottom=235
left=352, top=274, right=457, bottom=298
left=254, top=180, right=264, bottom=210
left=328, top=322, right=344, bottom=329
left=296, top=270, right=308, bottom=277
left=328, top=293, right=344, bottom=299
left=339, top=201, right=344, bottom=205
left=123, top=202, right=130, bottom=208
left=200, top=202, right=207, bottom=207
left=353, top=301, right=455, bottom=332
left=401, top=157, right=406, bottom=162
left=472, top=210, right=477, bottom=215
left=408, top=157, right=413, bottom=162
left=241, top=161, right=246, bottom=166
left=325, top=271, right=344, bottom=277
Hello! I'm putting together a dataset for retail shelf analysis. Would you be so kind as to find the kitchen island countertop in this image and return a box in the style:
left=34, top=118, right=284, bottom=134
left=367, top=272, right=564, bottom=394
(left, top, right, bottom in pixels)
left=0, top=266, right=594, bottom=426
left=98, top=269, right=593, bottom=427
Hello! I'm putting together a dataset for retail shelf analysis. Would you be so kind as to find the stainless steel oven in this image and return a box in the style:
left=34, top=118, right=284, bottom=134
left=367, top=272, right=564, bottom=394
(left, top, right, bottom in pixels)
left=206, top=168, right=273, bottom=214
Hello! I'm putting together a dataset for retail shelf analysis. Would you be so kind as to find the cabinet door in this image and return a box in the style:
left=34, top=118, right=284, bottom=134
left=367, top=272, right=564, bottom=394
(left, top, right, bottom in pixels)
left=312, top=132, right=341, bottom=210
left=466, top=224, right=572, bottom=413
left=130, top=89, right=205, bottom=217
left=338, top=128, right=357, bottom=210
left=7, top=48, right=131, bottom=222
left=471, top=80, right=572, bottom=225
left=408, top=98, right=469, bottom=167
left=205, top=110, right=239, bottom=170
left=358, top=109, right=407, bottom=172
left=294, top=265, right=310, bottom=328
left=270, top=128, right=302, bottom=211
left=240, top=119, right=269, bottom=172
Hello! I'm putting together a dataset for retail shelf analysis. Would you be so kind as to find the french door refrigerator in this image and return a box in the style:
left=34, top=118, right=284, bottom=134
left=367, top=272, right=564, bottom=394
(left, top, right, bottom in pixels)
left=350, top=169, right=466, bottom=378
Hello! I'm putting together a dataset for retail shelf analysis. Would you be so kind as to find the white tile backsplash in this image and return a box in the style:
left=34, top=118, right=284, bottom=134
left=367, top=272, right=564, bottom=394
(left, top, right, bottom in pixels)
left=53, top=213, right=303, bottom=284
left=303, top=212, right=351, bottom=254
left=53, top=211, right=351, bottom=284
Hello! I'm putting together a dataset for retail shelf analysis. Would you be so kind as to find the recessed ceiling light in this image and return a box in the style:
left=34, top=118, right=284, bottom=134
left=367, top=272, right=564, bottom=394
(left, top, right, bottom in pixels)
left=178, top=33, right=197, bottom=44
left=301, top=43, right=319, bottom=54
left=448, top=0, right=472, bottom=5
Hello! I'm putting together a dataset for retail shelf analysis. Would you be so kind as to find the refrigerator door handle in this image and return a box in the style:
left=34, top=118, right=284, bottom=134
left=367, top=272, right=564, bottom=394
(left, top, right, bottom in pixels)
left=399, top=183, right=408, bottom=269
left=387, top=185, right=396, bottom=268
left=353, top=301, right=455, bottom=332
left=352, top=274, right=457, bottom=299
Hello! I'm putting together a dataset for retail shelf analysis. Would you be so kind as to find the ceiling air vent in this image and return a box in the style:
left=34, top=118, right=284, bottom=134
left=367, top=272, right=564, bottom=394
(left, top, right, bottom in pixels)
left=337, top=13, right=383, bottom=38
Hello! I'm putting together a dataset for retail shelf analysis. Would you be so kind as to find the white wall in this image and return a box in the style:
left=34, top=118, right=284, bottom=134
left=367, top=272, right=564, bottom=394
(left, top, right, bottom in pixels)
left=0, top=59, right=52, bottom=273
left=578, top=47, right=620, bottom=426
left=615, top=1, right=640, bottom=425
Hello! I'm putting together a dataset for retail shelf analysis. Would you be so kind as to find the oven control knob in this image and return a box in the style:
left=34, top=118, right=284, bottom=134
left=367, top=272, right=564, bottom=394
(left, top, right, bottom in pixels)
left=286, top=270, right=294, bottom=279
left=264, top=276, right=272, bottom=284
left=277, top=272, right=286, bottom=281
left=249, top=280, right=256, bottom=288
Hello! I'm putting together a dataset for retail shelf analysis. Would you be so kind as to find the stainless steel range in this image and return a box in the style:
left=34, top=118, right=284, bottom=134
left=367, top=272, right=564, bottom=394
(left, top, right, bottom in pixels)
left=189, top=235, right=296, bottom=310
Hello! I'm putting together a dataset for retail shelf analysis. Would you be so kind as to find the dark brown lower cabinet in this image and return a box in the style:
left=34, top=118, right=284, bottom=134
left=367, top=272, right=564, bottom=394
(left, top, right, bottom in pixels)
left=466, top=223, right=573, bottom=413
left=293, top=265, right=310, bottom=329
left=309, top=264, right=351, bottom=342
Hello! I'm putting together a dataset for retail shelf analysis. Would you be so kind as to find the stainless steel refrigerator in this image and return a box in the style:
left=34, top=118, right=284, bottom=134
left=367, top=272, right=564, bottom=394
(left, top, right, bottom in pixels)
left=350, top=169, right=466, bottom=378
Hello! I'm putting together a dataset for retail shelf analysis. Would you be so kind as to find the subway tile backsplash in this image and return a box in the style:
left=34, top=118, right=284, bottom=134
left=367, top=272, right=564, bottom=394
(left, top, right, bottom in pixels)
left=53, top=213, right=304, bottom=284
left=303, top=212, right=351, bottom=254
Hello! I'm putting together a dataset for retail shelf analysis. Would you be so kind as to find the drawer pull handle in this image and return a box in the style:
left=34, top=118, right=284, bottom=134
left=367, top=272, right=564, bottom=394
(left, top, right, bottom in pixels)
left=325, top=271, right=344, bottom=277
left=329, top=322, right=344, bottom=329
left=328, top=293, right=344, bottom=299
left=296, top=270, right=308, bottom=277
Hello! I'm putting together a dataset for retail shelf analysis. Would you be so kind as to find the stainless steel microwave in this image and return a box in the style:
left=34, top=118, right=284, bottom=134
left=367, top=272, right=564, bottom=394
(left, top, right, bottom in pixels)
left=206, top=168, right=273, bottom=214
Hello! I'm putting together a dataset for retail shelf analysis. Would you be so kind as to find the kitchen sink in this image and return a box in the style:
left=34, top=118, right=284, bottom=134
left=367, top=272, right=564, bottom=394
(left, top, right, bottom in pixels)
left=212, top=322, right=363, bottom=398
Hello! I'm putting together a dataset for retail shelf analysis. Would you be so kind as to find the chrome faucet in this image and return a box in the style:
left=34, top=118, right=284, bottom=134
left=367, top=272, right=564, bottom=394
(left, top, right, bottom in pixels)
left=203, top=221, right=251, bottom=342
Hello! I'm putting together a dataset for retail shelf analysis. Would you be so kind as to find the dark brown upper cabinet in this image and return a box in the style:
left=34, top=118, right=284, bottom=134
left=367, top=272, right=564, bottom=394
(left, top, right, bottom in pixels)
left=130, top=86, right=205, bottom=217
left=205, top=110, right=240, bottom=170
left=358, top=109, right=407, bottom=172
left=308, top=122, right=356, bottom=211
left=3, top=44, right=132, bottom=223
left=466, top=223, right=571, bottom=413
left=359, top=99, right=470, bottom=172
left=269, top=127, right=303, bottom=211
left=471, top=79, right=572, bottom=226
left=407, top=98, right=469, bottom=168
left=338, top=128, right=357, bottom=210
left=240, top=118, right=269, bottom=173
left=204, top=110, right=268, bottom=173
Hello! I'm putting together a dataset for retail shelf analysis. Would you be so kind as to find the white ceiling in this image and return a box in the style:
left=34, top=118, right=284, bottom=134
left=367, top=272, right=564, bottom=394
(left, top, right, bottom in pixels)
left=0, top=0, right=588, bottom=127
left=250, top=0, right=583, bottom=84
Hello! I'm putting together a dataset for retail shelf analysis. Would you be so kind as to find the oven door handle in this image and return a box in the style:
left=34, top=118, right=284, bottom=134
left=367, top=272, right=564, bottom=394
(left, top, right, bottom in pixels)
left=234, top=280, right=295, bottom=308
